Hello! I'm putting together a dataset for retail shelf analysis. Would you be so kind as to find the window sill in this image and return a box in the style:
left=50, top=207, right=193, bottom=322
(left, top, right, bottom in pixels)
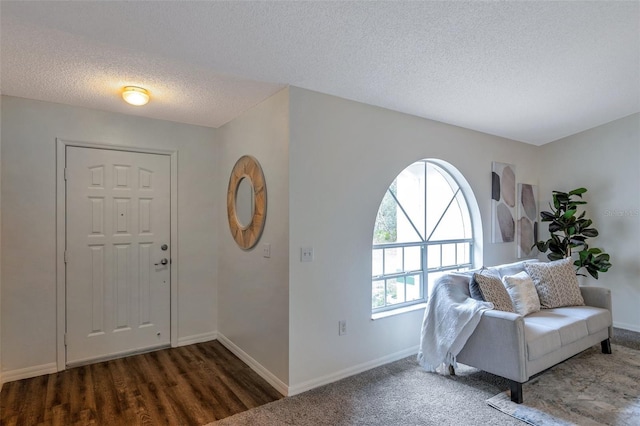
left=371, top=303, right=427, bottom=320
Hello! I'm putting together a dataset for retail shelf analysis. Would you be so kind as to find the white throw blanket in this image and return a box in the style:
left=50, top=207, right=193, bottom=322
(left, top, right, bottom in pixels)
left=417, top=273, right=493, bottom=372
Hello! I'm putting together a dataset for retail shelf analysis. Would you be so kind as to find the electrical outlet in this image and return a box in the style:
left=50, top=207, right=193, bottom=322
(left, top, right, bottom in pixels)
left=338, top=320, right=347, bottom=336
left=262, top=243, right=271, bottom=258
left=301, top=247, right=314, bottom=262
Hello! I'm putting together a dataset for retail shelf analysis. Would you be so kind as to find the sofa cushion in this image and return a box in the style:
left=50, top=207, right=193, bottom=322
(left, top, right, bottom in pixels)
left=551, top=306, right=612, bottom=335
left=502, top=271, right=541, bottom=316
left=470, top=271, right=515, bottom=312
left=493, top=260, right=539, bottom=278
left=524, top=258, right=585, bottom=308
left=524, top=322, right=562, bottom=360
left=524, top=310, right=589, bottom=347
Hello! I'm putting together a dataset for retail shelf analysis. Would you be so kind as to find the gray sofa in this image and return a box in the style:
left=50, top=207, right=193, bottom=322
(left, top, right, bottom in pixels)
left=452, top=260, right=613, bottom=403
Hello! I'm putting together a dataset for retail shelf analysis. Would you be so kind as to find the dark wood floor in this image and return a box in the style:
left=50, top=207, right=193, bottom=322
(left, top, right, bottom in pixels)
left=0, top=340, right=283, bottom=426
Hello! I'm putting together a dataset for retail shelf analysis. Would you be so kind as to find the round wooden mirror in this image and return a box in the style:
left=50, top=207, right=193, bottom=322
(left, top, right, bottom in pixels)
left=226, top=155, right=267, bottom=250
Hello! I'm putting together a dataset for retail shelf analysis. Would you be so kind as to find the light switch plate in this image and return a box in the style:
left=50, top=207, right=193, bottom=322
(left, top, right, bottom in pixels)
left=301, top=247, right=314, bottom=262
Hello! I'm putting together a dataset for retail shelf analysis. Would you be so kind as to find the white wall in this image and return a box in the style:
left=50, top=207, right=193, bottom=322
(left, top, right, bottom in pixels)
left=288, top=87, right=540, bottom=391
left=217, top=88, right=290, bottom=388
left=539, top=113, right=640, bottom=332
left=0, top=95, right=3, bottom=388
left=1, top=96, right=218, bottom=376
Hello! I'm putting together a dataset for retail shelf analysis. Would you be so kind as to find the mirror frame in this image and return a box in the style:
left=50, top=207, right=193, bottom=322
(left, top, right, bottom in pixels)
left=226, top=155, right=267, bottom=250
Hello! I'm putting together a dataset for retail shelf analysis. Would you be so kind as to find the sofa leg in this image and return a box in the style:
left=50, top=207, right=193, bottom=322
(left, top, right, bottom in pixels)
left=509, top=380, right=523, bottom=404
left=601, top=338, right=612, bottom=354
left=448, top=365, right=456, bottom=375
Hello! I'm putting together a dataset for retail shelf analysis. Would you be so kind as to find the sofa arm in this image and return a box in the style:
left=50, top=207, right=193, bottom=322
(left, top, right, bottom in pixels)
left=456, top=310, right=528, bottom=383
left=580, top=286, right=613, bottom=338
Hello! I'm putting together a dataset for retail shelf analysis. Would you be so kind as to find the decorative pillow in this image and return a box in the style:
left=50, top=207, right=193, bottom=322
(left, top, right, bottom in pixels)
left=468, top=268, right=499, bottom=301
left=502, top=271, right=541, bottom=316
left=470, top=271, right=515, bottom=313
left=524, top=258, right=585, bottom=308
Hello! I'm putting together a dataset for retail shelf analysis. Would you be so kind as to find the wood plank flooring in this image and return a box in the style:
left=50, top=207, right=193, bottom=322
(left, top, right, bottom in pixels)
left=0, top=340, right=283, bottom=426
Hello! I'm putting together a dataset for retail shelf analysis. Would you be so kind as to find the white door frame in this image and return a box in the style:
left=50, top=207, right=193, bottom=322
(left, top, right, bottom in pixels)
left=55, top=138, right=179, bottom=371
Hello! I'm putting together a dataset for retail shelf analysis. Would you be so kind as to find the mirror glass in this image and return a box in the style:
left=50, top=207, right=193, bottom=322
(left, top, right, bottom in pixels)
left=235, top=177, right=255, bottom=228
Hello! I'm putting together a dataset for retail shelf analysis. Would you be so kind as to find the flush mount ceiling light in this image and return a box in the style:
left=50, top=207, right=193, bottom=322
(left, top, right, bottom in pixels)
left=122, top=86, right=150, bottom=106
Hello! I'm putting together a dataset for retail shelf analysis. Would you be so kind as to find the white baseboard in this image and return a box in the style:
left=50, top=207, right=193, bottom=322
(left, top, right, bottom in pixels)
left=613, top=321, right=640, bottom=333
left=177, top=331, right=218, bottom=347
left=216, top=333, right=289, bottom=396
left=1, top=362, right=58, bottom=385
left=287, top=345, right=419, bottom=396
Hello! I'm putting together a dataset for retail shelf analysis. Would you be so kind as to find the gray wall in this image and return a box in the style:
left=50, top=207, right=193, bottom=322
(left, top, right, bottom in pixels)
left=539, top=113, right=640, bottom=331
left=0, top=96, right=3, bottom=387
left=217, top=88, right=290, bottom=391
left=288, top=87, right=541, bottom=392
left=1, top=96, right=218, bottom=376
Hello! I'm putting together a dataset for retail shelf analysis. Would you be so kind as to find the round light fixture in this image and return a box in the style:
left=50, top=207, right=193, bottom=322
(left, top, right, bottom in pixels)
left=122, top=86, right=150, bottom=106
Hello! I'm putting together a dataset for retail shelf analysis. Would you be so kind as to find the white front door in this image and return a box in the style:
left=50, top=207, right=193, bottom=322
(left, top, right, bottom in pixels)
left=65, top=146, right=171, bottom=365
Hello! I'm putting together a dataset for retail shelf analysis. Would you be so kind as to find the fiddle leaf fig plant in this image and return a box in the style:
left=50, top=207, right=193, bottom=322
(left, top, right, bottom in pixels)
left=533, top=188, right=612, bottom=279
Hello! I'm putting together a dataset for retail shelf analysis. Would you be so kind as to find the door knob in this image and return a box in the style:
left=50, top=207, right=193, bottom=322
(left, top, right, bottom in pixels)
left=161, top=244, right=168, bottom=251
left=155, top=258, right=168, bottom=266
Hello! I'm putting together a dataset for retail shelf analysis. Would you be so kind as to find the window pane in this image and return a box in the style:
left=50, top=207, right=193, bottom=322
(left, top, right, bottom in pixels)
left=386, top=277, right=404, bottom=305
left=394, top=162, right=425, bottom=240
left=372, top=280, right=385, bottom=308
left=457, top=243, right=470, bottom=265
left=372, top=249, right=383, bottom=276
left=404, top=246, right=421, bottom=272
left=427, top=245, right=441, bottom=269
left=373, top=189, right=398, bottom=244
left=405, top=274, right=422, bottom=301
left=384, top=247, right=402, bottom=275
left=425, top=164, right=456, bottom=239
left=442, top=243, right=456, bottom=267
left=455, top=193, right=473, bottom=239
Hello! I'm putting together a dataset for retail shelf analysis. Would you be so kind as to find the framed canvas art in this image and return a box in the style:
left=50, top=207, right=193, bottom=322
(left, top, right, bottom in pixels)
left=491, top=162, right=516, bottom=243
left=517, top=183, right=539, bottom=258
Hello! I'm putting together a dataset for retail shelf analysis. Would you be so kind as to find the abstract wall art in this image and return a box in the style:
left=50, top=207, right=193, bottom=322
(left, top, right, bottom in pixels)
left=517, top=183, right=539, bottom=258
left=491, top=162, right=516, bottom=243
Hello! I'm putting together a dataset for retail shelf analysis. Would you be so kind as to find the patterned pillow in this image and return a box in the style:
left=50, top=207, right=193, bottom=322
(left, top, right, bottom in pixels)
left=471, top=271, right=515, bottom=313
left=524, top=258, right=585, bottom=308
left=468, top=267, right=499, bottom=301
left=502, top=271, right=541, bottom=316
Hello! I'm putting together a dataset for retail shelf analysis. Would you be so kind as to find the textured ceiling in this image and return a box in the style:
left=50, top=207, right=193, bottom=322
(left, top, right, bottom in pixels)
left=1, top=1, right=638, bottom=145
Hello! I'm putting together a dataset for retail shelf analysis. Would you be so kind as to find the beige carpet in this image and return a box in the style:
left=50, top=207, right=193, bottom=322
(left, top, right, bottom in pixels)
left=209, top=342, right=640, bottom=426
left=487, top=344, right=640, bottom=426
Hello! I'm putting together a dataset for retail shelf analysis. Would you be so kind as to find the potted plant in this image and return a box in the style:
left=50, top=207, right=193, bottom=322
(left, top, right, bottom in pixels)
left=534, top=188, right=612, bottom=279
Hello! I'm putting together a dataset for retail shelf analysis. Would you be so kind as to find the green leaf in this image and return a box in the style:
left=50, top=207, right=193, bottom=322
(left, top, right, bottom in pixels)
left=563, top=209, right=577, bottom=219
left=569, top=188, right=587, bottom=196
left=534, top=241, right=549, bottom=252
left=582, top=228, right=599, bottom=238
left=579, top=250, right=589, bottom=262
left=540, top=211, right=556, bottom=221
left=548, top=252, right=564, bottom=261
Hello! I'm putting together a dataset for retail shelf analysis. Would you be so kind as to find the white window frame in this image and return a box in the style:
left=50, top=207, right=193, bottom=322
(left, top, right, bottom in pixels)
left=371, top=159, right=482, bottom=315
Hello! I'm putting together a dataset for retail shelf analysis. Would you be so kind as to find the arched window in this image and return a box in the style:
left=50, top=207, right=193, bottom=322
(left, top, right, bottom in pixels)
left=372, top=159, right=480, bottom=314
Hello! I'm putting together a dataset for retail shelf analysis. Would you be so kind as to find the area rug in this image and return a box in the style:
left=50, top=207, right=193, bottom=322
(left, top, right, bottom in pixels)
left=487, top=344, right=640, bottom=426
